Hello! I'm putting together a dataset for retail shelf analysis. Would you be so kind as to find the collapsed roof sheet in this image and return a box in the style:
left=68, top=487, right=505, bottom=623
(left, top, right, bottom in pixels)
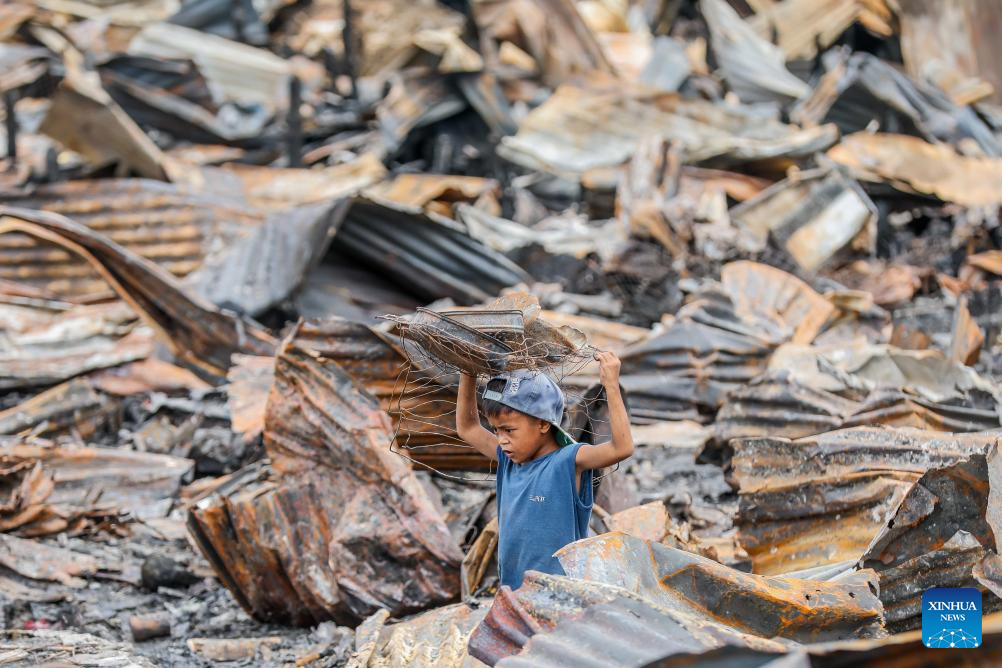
left=498, top=84, right=838, bottom=177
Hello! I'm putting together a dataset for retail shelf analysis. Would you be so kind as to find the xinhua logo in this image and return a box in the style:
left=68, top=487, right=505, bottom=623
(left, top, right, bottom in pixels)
left=922, top=588, right=982, bottom=648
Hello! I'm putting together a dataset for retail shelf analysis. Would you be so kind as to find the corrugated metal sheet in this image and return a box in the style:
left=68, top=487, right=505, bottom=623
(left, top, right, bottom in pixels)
left=0, top=300, right=154, bottom=390
left=0, top=207, right=274, bottom=382
left=828, top=132, right=1002, bottom=207
left=860, top=452, right=1002, bottom=631
left=353, top=602, right=489, bottom=668
left=713, top=372, right=859, bottom=445
left=731, top=427, right=1001, bottom=575
left=295, top=318, right=489, bottom=471
left=332, top=197, right=533, bottom=305
left=900, top=0, right=1002, bottom=106
left=557, top=533, right=883, bottom=643
left=188, top=330, right=462, bottom=626
left=496, top=83, right=838, bottom=178
left=619, top=320, right=773, bottom=423
left=0, top=179, right=263, bottom=299
left=471, top=533, right=884, bottom=666
left=713, top=373, right=1001, bottom=451
left=639, top=614, right=1002, bottom=667
left=842, top=388, right=1001, bottom=433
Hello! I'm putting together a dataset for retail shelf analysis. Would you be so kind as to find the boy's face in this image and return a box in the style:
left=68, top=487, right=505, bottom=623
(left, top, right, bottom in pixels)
left=487, top=408, right=553, bottom=464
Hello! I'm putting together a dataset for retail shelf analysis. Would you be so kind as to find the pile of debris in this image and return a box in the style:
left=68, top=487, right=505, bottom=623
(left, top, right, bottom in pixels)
left=3, top=0, right=1002, bottom=665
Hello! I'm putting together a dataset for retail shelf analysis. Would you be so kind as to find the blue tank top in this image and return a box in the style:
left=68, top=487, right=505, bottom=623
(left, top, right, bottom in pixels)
left=496, top=442, right=594, bottom=589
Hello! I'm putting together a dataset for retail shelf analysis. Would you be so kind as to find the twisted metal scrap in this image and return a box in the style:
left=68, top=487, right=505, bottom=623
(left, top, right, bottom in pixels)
left=382, top=298, right=608, bottom=480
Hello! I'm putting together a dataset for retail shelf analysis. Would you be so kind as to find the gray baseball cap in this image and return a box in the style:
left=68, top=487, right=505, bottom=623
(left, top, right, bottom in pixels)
left=482, top=369, right=575, bottom=446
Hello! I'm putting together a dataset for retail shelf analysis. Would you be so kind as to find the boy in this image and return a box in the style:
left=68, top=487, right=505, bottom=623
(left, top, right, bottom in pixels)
left=456, top=351, right=633, bottom=589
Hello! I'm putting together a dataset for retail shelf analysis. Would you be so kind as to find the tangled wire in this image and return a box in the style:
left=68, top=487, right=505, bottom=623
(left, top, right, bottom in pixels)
left=382, top=298, right=612, bottom=481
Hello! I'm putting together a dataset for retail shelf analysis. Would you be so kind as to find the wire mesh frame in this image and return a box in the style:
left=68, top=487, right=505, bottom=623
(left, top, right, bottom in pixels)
left=385, top=318, right=620, bottom=484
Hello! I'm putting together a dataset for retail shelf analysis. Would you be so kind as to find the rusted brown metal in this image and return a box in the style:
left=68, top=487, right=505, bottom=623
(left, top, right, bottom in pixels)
left=829, top=132, right=1002, bottom=206
left=713, top=372, right=859, bottom=445
left=714, top=372, right=1001, bottom=452
left=497, top=83, right=839, bottom=178
left=0, top=178, right=263, bottom=299
left=0, top=379, right=118, bottom=438
left=0, top=207, right=275, bottom=382
left=470, top=532, right=884, bottom=666
left=187, top=329, right=462, bottom=626
left=731, top=427, right=1000, bottom=575
left=558, top=533, right=884, bottom=642
left=39, top=65, right=168, bottom=180
left=619, top=320, right=773, bottom=423
left=0, top=439, right=193, bottom=536
left=352, top=602, right=488, bottom=668
left=643, top=613, right=1002, bottom=667
left=729, top=167, right=877, bottom=274
left=0, top=300, right=153, bottom=390
left=841, top=388, right=1001, bottom=433
left=860, top=449, right=1002, bottom=631
left=295, top=318, right=489, bottom=471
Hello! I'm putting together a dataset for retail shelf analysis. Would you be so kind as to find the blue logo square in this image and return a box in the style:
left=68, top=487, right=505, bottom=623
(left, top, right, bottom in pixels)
left=922, top=588, right=982, bottom=648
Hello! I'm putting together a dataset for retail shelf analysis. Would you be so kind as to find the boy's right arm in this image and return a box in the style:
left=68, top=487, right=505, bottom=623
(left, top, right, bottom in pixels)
left=456, top=372, right=498, bottom=461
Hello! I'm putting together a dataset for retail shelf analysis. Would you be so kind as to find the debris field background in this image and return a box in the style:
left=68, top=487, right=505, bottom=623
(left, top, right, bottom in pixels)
left=2, top=0, right=1002, bottom=666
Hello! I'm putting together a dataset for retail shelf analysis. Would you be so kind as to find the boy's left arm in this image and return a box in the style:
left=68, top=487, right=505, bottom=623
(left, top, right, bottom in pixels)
left=576, top=351, right=634, bottom=472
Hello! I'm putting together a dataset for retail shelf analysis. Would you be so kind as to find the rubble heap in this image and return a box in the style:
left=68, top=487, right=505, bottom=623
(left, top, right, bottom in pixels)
left=2, top=0, right=1002, bottom=666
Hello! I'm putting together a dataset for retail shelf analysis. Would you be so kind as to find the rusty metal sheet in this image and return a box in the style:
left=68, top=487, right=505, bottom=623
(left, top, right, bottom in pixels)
left=295, top=318, right=488, bottom=471
left=473, top=0, right=613, bottom=87
left=859, top=449, right=1002, bottom=631
left=187, top=329, right=462, bottom=626
left=88, top=357, right=210, bottom=396
left=375, top=71, right=466, bottom=156
left=949, top=295, right=985, bottom=366
left=841, top=388, right=1001, bottom=433
left=731, top=427, right=1000, bottom=575
left=714, top=369, right=999, bottom=451
left=0, top=439, right=193, bottom=536
left=768, top=342, right=1002, bottom=407
left=185, top=199, right=351, bottom=317
left=498, top=83, right=838, bottom=178
left=747, top=0, right=891, bottom=61
left=331, top=197, right=532, bottom=305
left=128, top=22, right=292, bottom=112
left=280, top=0, right=470, bottom=77
left=0, top=378, right=118, bottom=438
left=713, top=372, right=859, bottom=445
left=470, top=532, right=883, bottom=666
left=719, top=262, right=837, bottom=345
left=355, top=602, right=489, bottom=668
left=557, top=533, right=884, bottom=643
left=194, top=155, right=387, bottom=210
left=494, top=590, right=739, bottom=668
left=0, top=207, right=275, bottom=382
left=900, top=0, right=1002, bottom=106
left=619, top=320, right=773, bottom=423
left=0, top=300, right=154, bottom=390
left=469, top=569, right=786, bottom=666
left=828, top=132, right=1002, bottom=206
left=729, top=168, right=877, bottom=274
left=795, top=51, right=999, bottom=156
left=225, top=354, right=274, bottom=444
left=0, top=178, right=263, bottom=299
left=223, top=318, right=491, bottom=470
left=365, top=174, right=500, bottom=215
left=702, top=0, right=811, bottom=104
left=39, top=65, right=168, bottom=180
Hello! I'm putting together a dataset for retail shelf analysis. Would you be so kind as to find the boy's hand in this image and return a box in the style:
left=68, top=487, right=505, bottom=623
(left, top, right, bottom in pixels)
left=594, top=351, right=621, bottom=389
left=577, top=350, right=633, bottom=472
